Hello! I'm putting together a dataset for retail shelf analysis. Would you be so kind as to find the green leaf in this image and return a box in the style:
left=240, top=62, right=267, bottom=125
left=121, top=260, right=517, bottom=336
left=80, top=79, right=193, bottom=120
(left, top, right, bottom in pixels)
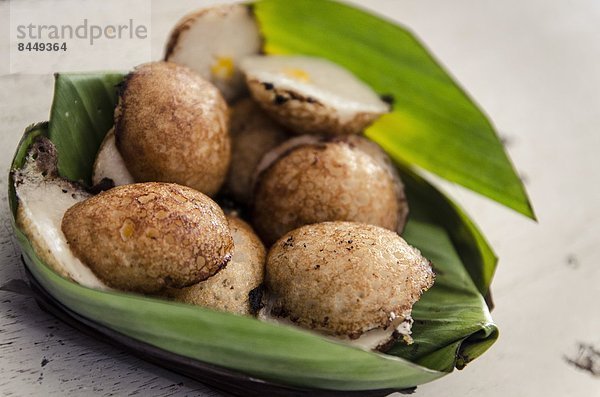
left=390, top=221, right=498, bottom=371
left=401, top=167, right=497, bottom=296
left=254, top=0, right=535, bottom=219
left=7, top=70, right=498, bottom=390
left=48, top=72, right=124, bottom=185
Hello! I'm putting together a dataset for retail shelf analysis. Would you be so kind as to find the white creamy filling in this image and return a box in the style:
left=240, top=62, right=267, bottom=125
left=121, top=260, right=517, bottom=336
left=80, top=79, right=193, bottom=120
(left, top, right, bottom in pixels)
left=240, top=55, right=390, bottom=122
left=338, top=316, right=413, bottom=350
left=260, top=309, right=412, bottom=351
left=253, top=135, right=321, bottom=183
left=16, top=177, right=110, bottom=290
left=92, top=129, right=135, bottom=186
left=166, top=4, right=261, bottom=101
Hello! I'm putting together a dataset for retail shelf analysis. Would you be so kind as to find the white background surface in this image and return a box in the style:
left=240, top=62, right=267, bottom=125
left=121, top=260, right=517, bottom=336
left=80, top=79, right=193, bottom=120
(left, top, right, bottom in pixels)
left=1, top=0, right=599, bottom=396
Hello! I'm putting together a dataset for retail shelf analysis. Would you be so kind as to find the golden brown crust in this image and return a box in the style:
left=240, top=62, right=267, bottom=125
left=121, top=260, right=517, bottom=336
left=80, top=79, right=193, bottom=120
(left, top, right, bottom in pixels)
left=164, top=215, right=266, bottom=315
left=265, top=222, right=435, bottom=337
left=247, top=79, right=381, bottom=135
left=61, top=182, right=233, bottom=293
left=115, top=61, right=230, bottom=197
left=13, top=135, right=60, bottom=180
left=224, top=98, right=287, bottom=203
left=252, top=135, right=408, bottom=245
left=348, top=135, right=409, bottom=234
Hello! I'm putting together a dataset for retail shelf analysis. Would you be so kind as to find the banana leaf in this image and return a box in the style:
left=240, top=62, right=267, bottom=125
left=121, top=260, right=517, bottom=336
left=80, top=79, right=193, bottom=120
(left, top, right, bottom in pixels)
left=7, top=71, right=497, bottom=390
left=253, top=0, right=535, bottom=220
left=48, top=73, right=124, bottom=184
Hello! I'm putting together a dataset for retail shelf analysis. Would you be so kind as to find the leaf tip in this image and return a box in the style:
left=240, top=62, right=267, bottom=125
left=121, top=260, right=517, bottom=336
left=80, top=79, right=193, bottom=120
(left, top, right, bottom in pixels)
left=514, top=185, right=537, bottom=221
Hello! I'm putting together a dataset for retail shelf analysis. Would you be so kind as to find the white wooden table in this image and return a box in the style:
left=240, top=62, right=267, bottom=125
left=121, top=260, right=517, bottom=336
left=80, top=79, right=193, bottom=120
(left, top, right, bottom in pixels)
left=1, top=1, right=599, bottom=396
